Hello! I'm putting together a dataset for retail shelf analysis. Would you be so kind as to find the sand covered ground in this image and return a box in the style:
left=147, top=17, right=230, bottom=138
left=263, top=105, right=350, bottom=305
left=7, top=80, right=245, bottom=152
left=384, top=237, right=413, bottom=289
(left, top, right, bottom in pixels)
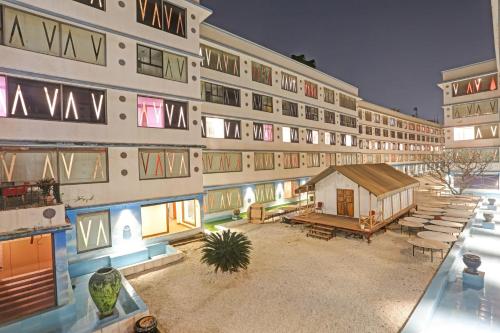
left=129, top=223, right=439, bottom=333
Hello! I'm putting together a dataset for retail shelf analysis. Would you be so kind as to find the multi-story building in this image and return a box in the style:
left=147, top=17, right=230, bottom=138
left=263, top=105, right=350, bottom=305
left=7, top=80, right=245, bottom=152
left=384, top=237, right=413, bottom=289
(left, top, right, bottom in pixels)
left=0, top=0, right=444, bottom=331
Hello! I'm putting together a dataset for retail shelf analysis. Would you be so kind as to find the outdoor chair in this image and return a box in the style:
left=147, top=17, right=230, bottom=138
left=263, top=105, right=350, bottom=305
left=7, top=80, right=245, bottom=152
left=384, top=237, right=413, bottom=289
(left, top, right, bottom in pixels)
left=315, top=202, right=324, bottom=214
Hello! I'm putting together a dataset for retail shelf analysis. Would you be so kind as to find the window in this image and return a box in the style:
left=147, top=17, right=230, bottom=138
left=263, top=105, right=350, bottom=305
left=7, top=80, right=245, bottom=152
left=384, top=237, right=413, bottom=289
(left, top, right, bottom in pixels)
left=304, top=80, right=318, bottom=99
left=324, top=87, right=335, bottom=104
left=141, top=200, right=200, bottom=238
left=281, top=72, right=297, bottom=93
left=77, top=211, right=111, bottom=253
left=252, top=61, right=272, bottom=85
left=201, top=116, right=241, bottom=139
left=397, top=120, right=403, bottom=128
left=374, top=128, right=381, bottom=136
left=389, top=118, right=396, bottom=126
left=341, top=134, right=357, bottom=147
left=453, top=126, right=474, bottom=141
left=2, top=6, right=105, bottom=65
left=252, top=93, right=273, bottom=113
left=474, top=124, right=499, bottom=139
left=282, top=127, right=299, bottom=143
left=74, top=0, right=105, bottom=10
left=365, top=111, right=372, bottom=122
left=136, top=0, right=186, bottom=38
left=283, top=152, right=300, bottom=169
left=306, top=129, right=319, bottom=144
left=284, top=180, right=299, bottom=199
left=408, top=123, right=415, bottom=131
left=137, top=96, right=188, bottom=129
left=255, top=183, right=275, bottom=203
left=254, top=152, right=274, bottom=171
left=282, top=100, right=298, bottom=117
left=307, top=153, right=320, bottom=167
left=253, top=122, right=274, bottom=141
left=383, top=129, right=388, bottom=137
left=374, top=114, right=380, bottom=123
left=200, top=44, right=239, bottom=76
left=325, top=132, right=336, bottom=145
left=359, top=125, right=363, bottom=134
left=202, top=152, right=242, bottom=173
left=452, top=99, right=498, bottom=119
left=6, top=76, right=106, bottom=124
left=139, top=149, right=190, bottom=179
left=451, top=74, right=498, bottom=97
left=305, top=106, right=319, bottom=121
left=340, top=114, right=356, bottom=128
left=365, top=126, right=373, bottom=135
left=204, top=188, right=242, bottom=213
left=201, top=81, right=240, bottom=106
left=324, top=110, right=336, bottom=124
left=137, top=44, right=187, bottom=82
left=382, top=116, right=388, bottom=125
left=339, top=93, right=356, bottom=110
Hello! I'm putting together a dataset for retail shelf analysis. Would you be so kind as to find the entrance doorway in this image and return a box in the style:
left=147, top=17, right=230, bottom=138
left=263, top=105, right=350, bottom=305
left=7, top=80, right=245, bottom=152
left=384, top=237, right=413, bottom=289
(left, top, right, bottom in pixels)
left=337, top=189, right=354, bottom=217
left=141, top=199, right=200, bottom=238
left=0, top=234, right=56, bottom=324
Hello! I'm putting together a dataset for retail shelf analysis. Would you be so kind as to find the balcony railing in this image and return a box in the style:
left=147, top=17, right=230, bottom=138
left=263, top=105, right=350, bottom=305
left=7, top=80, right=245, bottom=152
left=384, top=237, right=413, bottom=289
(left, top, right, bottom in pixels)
left=0, top=182, right=62, bottom=211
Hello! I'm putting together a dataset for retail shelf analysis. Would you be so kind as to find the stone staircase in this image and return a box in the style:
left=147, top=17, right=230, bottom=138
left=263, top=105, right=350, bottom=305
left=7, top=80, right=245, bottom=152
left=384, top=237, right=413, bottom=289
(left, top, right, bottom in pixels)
left=0, top=268, right=56, bottom=324
left=307, top=224, right=336, bottom=241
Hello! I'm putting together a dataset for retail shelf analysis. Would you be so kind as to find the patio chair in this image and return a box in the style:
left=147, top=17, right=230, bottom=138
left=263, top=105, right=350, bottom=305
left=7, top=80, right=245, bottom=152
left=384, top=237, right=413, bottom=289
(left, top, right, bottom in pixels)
left=315, top=202, right=324, bottom=214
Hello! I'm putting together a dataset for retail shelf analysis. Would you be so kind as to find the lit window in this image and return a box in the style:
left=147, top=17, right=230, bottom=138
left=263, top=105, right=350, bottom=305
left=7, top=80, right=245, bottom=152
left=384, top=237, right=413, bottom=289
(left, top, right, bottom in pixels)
left=206, top=117, right=225, bottom=138
left=283, top=127, right=291, bottom=143
left=453, top=127, right=474, bottom=141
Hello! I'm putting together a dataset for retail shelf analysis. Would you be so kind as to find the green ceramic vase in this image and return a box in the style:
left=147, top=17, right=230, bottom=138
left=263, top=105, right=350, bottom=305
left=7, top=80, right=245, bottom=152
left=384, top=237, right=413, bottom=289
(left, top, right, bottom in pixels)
left=88, top=267, right=122, bottom=318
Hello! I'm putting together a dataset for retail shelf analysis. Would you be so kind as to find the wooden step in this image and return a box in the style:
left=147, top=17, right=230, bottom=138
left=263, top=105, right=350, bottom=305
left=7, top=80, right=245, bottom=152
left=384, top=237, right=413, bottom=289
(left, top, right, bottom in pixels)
left=0, top=276, right=54, bottom=299
left=308, top=229, right=333, bottom=236
left=0, top=271, right=53, bottom=293
left=0, top=283, right=54, bottom=305
left=0, top=289, right=54, bottom=312
left=307, top=233, right=333, bottom=241
left=311, top=224, right=336, bottom=232
left=0, top=268, right=52, bottom=285
left=0, top=294, right=55, bottom=325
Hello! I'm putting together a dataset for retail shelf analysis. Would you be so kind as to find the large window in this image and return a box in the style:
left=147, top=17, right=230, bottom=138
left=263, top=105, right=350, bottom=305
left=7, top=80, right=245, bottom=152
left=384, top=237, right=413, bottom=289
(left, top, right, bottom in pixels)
left=137, top=44, right=187, bottom=82
left=282, top=100, right=298, bottom=117
left=339, top=93, right=356, bottom=110
left=2, top=6, right=105, bottom=65
left=365, top=126, right=373, bottom=135
left=306, top=129, right=319, bottom=144
left=283, top=152, right=300, bottom=169
left=252, top=93, right=273, bottom=113
left=252, top=61, right=272, bottom=85
left=324, top=87, right=335, bottom=104
left=284, top=180, right=299, bottom=199
left=281, top=72, right=297, bottom=93
left=141, top=200, right=200, bottom=239
left=253, top=122, right=274, bottom=141
left=255, top=183, right=275, bottom=203
left=254, top=152, right=274, bottom=171
left=201, top=116, right=241, bottom=139
left=282, top=126, right=299, bottom=143
left=451, top=74, right=498, bottom=97
left=340, top=134, right=357, bottom=147
left=340, top=114, right=357, bottom=128
left=307, top=153, right=320, bottom=167
left=325, top=132, right=336, bottom=145
left=3, top=76, right=106, bottom=124
left=324, top=110, right=335, bottom=124
left=204, top=188, right=242, bottom=213
left=452, top=99, right=498, bottom=119
left=304, top=80, right=318, bottom=99
left=139, top=149, right=190, bottom=179
left=202, top=152, right=242, bottom=174
left=136, top=0, right=186, bottom=38
left=201, top=81, right=240, bottom=107
left=77, top=211, right=111, bottom=253
left=453, top=127, right=474, bottom=141
left=305, top=106, right=319, bottom=121
left=137, top=96, right=188, bottom=129
left=474, top=124, right=499, bottom=139
left=200, top=44, right=240, bottom=76
left=0, top=147, right=108, bottom=184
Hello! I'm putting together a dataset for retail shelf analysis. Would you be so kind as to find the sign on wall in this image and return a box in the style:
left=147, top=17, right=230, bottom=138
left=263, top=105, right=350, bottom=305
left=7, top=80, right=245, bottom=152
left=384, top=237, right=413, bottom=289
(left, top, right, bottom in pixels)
left=77, top=210, right=111, bottom=253
left=202, top=152, right=242, bottom=174
left=136, top=0, right=187, bottom=38
left=451, top=74, right=498, bottom=97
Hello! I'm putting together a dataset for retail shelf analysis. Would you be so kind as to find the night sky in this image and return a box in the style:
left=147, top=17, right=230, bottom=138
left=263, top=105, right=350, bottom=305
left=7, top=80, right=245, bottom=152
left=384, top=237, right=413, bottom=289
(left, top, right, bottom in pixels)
left=203, top=0, right=495, bottom=123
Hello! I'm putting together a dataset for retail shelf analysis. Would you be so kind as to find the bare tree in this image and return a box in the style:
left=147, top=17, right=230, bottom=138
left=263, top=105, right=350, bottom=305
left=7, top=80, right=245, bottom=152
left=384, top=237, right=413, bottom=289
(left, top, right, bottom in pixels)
left=423, top=149, right=496, bottom=195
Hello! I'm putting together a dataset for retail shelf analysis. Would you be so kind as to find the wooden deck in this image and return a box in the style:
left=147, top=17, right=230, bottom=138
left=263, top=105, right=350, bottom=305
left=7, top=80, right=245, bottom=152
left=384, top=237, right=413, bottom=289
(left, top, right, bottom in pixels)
left=291, top=204, right=415, bottom=243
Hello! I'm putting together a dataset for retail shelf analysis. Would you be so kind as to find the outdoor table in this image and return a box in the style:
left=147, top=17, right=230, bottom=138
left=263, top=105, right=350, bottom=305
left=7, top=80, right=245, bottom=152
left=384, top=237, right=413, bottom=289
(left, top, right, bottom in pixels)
left=403, top=217, right=429, bottom=223
left=424, top=225, right=460, bottom=234
left=412, top=214, right=434, bottom=220
left=417, top=231, right=457, bottom=243
left=418, top=206, right=446, bottom=212
left=407, top=237, right=448, bottom=262
left=417, top=210, right=444, bottom=216
left=429, top=220, right=463, bottom=228
left=445, top=210, right=473, bottom=218
left=441, top=216, right=469, bottom=223
left=398, top=220, right=424, bottom=235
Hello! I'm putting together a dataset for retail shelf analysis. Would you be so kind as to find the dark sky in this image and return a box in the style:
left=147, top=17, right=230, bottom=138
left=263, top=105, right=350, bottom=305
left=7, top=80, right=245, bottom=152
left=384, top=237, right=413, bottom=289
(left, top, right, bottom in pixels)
left=203, top=0, right=495, bottom=123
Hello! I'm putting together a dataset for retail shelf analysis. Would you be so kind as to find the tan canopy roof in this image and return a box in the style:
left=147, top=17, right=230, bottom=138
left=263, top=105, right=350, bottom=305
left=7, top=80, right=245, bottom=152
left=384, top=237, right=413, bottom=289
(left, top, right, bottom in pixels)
left=298, top=163, right=419, bottom=198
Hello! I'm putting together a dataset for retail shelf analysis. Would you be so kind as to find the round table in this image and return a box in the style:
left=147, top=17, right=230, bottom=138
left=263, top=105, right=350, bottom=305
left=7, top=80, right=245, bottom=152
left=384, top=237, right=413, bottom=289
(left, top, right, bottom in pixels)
left=417, top=210, right=445, bottom=216
left=424, top=225, right=460, bottom=234
left=441, top=216, right=469, bottom=223
left=398, top=220, right=424, bottom=235
left=417, top=231, right=457, bottom=243
left=418, top=206, right=446, bottom=212
left=445, top=210, right=473, bottom=218
left=429, top=220, right=463, bottom=228
left=412, top=214, right=434, bottom=220
left=403, top=217, right=429, bottom=223
left=407, top=237, right=448, bottom=262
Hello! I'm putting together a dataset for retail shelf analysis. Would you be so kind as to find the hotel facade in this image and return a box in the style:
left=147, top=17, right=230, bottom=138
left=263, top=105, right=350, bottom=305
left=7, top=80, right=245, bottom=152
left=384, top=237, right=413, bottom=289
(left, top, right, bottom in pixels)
left=0, top=0, right=442, bottom=330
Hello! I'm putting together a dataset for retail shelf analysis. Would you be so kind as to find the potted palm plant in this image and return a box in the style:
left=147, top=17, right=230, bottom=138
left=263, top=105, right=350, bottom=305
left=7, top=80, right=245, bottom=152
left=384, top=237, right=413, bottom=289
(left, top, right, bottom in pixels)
left=201, top=230, right=252, bottom=273
left=36, top=178, right=55, bottom=205
left=232, top=208, right=241, bottom=220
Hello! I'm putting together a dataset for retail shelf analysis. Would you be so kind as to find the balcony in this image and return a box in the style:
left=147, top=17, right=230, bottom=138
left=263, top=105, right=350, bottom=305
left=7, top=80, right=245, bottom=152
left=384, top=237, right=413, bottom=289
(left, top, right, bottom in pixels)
left=0, top=182, right=67, bottom=235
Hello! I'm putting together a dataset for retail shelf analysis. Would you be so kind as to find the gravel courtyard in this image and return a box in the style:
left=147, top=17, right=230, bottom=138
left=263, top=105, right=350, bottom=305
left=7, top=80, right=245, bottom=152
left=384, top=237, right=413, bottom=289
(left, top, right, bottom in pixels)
left=129, top=223, right=438, bottom=333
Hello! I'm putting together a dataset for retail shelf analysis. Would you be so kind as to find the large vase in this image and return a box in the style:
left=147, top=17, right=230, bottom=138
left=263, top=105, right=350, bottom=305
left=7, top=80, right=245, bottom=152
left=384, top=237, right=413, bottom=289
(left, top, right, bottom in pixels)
left=463, top=253, right=481, bottom=274
left=88, top=267, right=122, bottom=318
left=488, top=198, right=496, bottom=206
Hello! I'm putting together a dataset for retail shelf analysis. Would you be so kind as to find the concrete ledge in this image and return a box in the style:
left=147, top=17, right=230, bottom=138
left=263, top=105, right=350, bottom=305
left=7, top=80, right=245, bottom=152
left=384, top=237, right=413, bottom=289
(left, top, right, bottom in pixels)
left=120, top=251, right=185, bottom=277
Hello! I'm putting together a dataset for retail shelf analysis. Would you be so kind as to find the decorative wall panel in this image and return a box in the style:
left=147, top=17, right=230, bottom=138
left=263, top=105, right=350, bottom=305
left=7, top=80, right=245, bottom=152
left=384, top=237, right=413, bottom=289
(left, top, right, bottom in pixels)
left=139, top=148, right=189, bottom=179
left=205, top=187, right=242, bottom=213
left=451, top=74, right=498, bottom=97
left=251, top=61, right=272, bottom=85
left=137, top=44, right=187, bottom=82
left=305, top=106, right=318, bottom=121
left=137, top=95, right=188, bottom=129
left=202, top=152, right=242, bottom=174
left=201, top=116, right=241, bottom=139
left=253, top=122, right=273, bottom=141
left=255, top=183, right=275, bottom=203
left=76, top=210, right=111, bottom=253
left=58, top=150, right=108, bottom=184
left=201, top=81, right=240, bottom=106
left=73, top=0, right=105, bottom=10
left=252, top=93, right=273, bottom=112
left=282, top=127, right=299, bottom=143
left=452, top=99, right=498, bottom=119
left=307, top=152, right=320, bottom=167
left=281, top=72, right=297, bottom=93
left=136, top=0, right=186, bottom=38
left=283, top=152, right=300, bottom=169
left=324, top=110, right=335, bottom=124
left=304, top=80, right=317, bottom=99
left=474, top=124, right=499, bottom=140
left=254, top=152, right=274, bottom=171
left=306, top=129, right=318, bottom=144
left=200, top=44, right=239, bottom=76
left=282, top=100, right=298, bottom=117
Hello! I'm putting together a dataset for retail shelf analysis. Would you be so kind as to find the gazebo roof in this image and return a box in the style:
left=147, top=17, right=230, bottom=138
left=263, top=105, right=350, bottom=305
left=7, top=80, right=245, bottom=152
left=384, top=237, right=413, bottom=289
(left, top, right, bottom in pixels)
left=297, top=164, right=419, bottom=198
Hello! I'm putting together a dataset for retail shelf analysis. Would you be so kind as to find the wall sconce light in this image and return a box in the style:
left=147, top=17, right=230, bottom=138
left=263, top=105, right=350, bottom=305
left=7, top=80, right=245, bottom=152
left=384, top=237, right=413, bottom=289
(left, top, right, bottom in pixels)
left=123, top=225, right=132, bottom=240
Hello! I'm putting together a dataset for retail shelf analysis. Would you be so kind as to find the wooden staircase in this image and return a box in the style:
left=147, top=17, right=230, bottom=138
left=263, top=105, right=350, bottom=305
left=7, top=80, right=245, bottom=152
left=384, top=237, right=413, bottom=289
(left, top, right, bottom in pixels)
left=0, top=268, right=56, bottom=324
left=307, top=224, right=336, bottom=241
